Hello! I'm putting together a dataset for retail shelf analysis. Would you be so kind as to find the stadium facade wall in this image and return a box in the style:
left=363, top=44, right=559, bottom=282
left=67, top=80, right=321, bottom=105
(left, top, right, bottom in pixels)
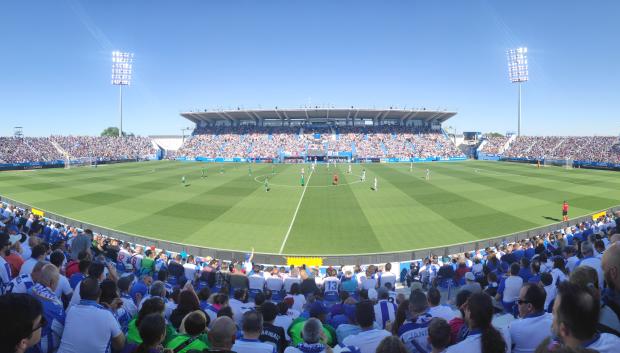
left=1, top=194, right=617, bottom=267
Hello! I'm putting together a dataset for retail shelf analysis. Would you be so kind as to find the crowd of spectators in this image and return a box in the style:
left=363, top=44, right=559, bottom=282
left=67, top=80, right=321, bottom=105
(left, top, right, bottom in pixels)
left=479, top=136, right=509, bottom=155
left=51, top=136, right=156, bottom=161
left=0, top=137, right=64, bottom=163
left=0, top=136, right=156, bottom=164
left=176, top=126, right=464, bottom=160
left=502, top=136, right=620, bottom=163
left=1, top=196, right=620, bottom=353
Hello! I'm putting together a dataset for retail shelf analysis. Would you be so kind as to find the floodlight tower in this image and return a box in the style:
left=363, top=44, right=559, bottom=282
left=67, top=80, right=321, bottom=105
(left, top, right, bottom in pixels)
left=507, top=47, right=529, bottom=136
left=111, top=51, right=134, bottom=137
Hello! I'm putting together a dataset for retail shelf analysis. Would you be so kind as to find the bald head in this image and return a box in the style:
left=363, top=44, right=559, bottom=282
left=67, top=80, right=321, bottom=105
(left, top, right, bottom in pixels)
left=208, top=316, right=237, bottom=349
left=602, top=242, right=620, bottom=291
left=39, top=264, right=60, bottom=291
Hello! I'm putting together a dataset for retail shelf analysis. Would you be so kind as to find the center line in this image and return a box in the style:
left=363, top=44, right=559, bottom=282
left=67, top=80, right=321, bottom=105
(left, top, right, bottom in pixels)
left=279, top=168, right=313, bottom=254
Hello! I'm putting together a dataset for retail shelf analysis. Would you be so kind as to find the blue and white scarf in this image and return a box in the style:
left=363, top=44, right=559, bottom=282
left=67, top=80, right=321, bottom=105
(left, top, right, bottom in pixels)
left=32, top=283, right=62, bottom=306
left=296, top=342, right=326, bottom=353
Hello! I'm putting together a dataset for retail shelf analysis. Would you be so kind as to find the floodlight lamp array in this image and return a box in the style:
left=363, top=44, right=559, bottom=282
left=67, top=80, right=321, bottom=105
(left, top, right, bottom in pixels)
left=111, top=51, right=134, bottom=85
left=507, top=47, right=528, bottom=83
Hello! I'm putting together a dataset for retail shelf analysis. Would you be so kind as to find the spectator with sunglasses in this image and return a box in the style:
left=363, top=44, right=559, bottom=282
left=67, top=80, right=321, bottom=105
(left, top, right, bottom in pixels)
left=509, top=283, right=552, bottom=353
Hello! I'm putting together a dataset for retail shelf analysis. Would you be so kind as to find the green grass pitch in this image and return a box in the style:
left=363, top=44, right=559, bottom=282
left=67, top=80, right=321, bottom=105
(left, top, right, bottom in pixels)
left=1, top=161, right=619, bottom=255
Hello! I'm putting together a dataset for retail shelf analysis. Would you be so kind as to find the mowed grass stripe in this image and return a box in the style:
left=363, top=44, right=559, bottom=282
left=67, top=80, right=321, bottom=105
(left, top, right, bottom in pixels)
left=282, top=165, right=382, bottom=255
left=183, top=165, right=304, bottom=253
left=373, top=164, right=539, bottom=239
left=347, top=164, right=480, bottom=252
left=116, top=164, right=271, bottom=242
left=475, top=162, right=620, bottom=211
left=429, top=163, right=613, bottom=217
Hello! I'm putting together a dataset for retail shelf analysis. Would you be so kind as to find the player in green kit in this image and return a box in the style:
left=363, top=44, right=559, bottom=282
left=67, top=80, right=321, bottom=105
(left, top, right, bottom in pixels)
left=248, top=164, right=252, bottom=177
left=264, top=177, right=270, bottom=192
left=201, top=167, right=207, bottom=179
left=220, top=165, right=224, bottom=174
left=271, top=165, right=275, bottom=175
left=181, top=176, right=186, bottom=185
left=300, top=173, right=305, bottom=186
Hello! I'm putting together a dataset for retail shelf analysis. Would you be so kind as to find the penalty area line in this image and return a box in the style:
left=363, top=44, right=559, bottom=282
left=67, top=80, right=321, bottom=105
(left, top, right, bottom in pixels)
left=278, top=169, right=313, bottom=254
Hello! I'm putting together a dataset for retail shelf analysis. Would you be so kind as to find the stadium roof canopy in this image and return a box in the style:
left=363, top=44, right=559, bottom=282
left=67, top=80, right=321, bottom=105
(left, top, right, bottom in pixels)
left=180, top=107, right=457, bottom=126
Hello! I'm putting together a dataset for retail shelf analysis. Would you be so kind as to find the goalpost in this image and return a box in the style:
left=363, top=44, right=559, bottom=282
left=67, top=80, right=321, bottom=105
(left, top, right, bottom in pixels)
left=565, top=158, right=573, bottom=170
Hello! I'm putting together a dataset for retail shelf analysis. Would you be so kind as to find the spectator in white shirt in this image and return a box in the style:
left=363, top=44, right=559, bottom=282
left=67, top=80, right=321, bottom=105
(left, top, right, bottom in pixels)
left=232, top=311, right=276, bottom=353
left=563, top=247, right=579, bottom=273
left=57, top=278, right=125, bottom=353
left=183, top=255, right=199, bottom=283
left=551, top=281, right=620, bottom=353
left=378, top=263, right=397, bottom=289
left=50, top=250, right=73, bottom=301
left=497, top=263, right=523, bottom=314
left=427, top=287, right=456, bottom=321
left=540, top=273, right=556, bottom=312
left=343, top=301, right=391, bottom=353
left=578, top=241, right=604, bottom=290
left=510, top=283, right=553, bottom=353
left=373, top=287, right=397, bottom=329
left=20, top=243, right=47, bottom=276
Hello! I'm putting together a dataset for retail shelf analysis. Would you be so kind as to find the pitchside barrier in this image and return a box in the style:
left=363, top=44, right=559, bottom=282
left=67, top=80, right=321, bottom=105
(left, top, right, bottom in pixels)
left=1, top=194, right=618, bottom=266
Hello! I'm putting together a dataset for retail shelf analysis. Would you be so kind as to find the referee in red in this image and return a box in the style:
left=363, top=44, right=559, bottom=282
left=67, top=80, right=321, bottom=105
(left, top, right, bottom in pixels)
left=562, top=200, right=569, bottom=221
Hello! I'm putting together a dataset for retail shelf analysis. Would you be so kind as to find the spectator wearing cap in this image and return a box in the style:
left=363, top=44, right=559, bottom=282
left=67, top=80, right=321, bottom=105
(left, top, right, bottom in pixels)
left=427, top=287, right=456, bottom=321
left=509, top=283, right=552, bottom=353
left=577, top=241, right=604, bottom=290
left=335, top=298, right=363, bottom=344
left=496, top=263, right=523, bottom=314
left=342, top=301, right=390, bottom=353
left=0, top=293, right=44, bottom=353
left=260, top=302, right=288, bottom=353
left=460, top=272, right=482, bottom=294
left=398, top=289, right=433, bottom=353
left=374, top=287, right=397, bottom=329
left=288, top=301, right=336, bottom=347
left=139, top=281, right=174, bottom=319
left=57, top=278, right=125, bottom=353
left=550, top=281, right=620, bottom=353
left=0, top=232, right=14, bottom=293
left=131, top=274, right=153, bottom=305
left=232, top=310, right=275, bottom=353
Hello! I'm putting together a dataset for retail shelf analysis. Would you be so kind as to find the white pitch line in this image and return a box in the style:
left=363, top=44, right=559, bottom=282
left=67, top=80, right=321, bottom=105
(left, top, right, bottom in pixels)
left=279, top=169, right=313, bottom=254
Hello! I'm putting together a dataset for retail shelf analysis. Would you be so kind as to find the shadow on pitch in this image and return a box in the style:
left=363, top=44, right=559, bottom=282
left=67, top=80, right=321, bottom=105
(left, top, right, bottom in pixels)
left=542, top=216, right=562, bottom=222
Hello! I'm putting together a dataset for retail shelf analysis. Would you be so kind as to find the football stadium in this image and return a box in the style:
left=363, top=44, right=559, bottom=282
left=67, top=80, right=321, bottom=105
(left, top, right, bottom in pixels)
left=1, top=2, right=620, bottom=353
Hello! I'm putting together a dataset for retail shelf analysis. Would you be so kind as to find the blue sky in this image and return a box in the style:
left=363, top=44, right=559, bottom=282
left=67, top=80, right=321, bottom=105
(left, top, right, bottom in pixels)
left=1, top=0, right=618, bottom=137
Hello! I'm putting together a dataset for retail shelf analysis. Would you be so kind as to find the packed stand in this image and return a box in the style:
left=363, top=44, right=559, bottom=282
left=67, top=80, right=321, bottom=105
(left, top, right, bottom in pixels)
left=503, top=135, right=620, bottom=163
left=480, top=136, right=509, bottom=155
left=51, top=136, right=156, bottom=161
left=0, top=137, right=63, bottom=164
left=177, top=125, right=464, bottom=160
left=1, top=197, right=619, bottom=353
